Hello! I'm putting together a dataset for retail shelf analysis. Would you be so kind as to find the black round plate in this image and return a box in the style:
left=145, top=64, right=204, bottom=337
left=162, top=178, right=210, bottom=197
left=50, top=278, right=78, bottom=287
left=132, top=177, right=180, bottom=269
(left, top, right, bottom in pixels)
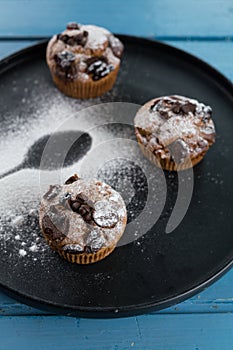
left=0, top=36, right=232, bottom=317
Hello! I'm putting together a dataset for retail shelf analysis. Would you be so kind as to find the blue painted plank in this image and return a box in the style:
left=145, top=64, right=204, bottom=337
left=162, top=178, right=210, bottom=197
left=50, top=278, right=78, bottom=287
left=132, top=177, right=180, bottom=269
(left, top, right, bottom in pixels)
left=0, top=0, right=232, bottom=38
left=0, top=41, right=33, bottom=58
left=0, top=316, right=141, bottom=350
left=1, top=314, right=233, bottom=349
left=167, top=40, right=233, bottom=82
left=137, top=314, right=233, bottom=350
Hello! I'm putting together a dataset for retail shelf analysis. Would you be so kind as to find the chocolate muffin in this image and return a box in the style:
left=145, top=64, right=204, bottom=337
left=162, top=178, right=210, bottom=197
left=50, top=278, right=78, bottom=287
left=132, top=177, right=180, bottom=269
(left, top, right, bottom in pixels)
left=39, top=174, right=127, bottom=264
left=46, top=22, right=124, bottom=98
left=134, top=95, right=216, bottom=171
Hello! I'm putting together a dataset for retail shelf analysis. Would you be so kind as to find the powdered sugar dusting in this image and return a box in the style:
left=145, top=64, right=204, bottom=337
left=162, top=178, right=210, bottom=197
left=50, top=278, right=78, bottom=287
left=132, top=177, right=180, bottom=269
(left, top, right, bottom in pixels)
left=11, top=215, right=24, bottom=226
left=93, top=200, right=119, bottom=228
left=84, top=25, right=110, bottom=50
left=0, top=66, right=129, bottom=261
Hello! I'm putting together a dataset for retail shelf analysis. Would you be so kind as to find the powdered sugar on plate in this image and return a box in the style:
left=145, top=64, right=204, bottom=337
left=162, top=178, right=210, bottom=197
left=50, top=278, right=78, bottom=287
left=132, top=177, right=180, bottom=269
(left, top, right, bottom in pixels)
left=0, top=60, right=133, bottom=261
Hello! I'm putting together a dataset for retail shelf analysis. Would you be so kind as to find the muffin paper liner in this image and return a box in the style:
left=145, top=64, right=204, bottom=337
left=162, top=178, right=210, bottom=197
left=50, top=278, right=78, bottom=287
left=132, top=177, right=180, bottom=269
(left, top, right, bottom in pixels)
left=138, top=143, right=204, bottom=171
left=58, top=245, right=116, bottom=264
left=50, top=65, right=119, bottom=99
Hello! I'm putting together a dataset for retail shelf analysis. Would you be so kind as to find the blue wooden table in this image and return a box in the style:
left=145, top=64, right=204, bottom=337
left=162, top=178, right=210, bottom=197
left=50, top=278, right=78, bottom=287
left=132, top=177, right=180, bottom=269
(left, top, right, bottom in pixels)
left=0, top=1, right=233, bottom=348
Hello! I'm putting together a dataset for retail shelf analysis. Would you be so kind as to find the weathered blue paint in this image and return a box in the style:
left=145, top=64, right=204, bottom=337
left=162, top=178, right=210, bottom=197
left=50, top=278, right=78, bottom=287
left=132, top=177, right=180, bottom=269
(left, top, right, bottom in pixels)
left=0, top=0, right=232, bottom=38
left=0, top=314, right=233, bottom=349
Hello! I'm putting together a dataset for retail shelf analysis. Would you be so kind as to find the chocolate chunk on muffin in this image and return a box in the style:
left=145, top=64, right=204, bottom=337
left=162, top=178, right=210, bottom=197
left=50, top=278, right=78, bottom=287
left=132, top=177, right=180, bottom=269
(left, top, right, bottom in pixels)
left=39, top=174, right=127, bottom=264
left=46, top=22, right=124, bottom=98
left=134, top=95, right=216, bottom=171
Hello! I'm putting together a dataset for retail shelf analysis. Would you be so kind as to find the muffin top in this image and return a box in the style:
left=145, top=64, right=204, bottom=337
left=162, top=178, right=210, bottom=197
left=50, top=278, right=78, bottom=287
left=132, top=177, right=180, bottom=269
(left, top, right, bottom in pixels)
left=134, top=95, right=216, bottom=164
left=39, top=174, right=127, bottom=254
left=46, top=22, right=124, bottom=82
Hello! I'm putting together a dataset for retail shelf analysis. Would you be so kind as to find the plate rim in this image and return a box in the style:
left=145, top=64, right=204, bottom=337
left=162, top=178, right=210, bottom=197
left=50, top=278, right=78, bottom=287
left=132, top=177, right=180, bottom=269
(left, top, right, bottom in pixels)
left=0, top=35, right=233, bottom=318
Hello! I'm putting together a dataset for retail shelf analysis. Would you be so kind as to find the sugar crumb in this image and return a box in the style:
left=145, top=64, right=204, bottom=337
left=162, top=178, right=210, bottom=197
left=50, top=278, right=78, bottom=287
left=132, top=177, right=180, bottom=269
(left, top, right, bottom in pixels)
left=11, top=215, right=24, bottom=226
left=19, top=249, right=27, bottom=257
